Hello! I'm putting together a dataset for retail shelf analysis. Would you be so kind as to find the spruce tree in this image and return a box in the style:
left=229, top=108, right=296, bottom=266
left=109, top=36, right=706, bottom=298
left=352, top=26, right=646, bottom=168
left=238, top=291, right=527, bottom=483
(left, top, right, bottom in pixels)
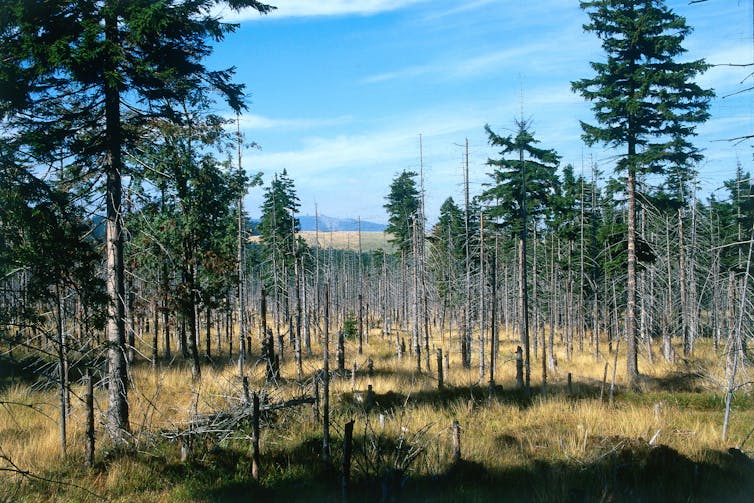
left=384, top=171, right=421, bottom=255
left=259, top=170, right=304, bottom=287
left=481, top=118, right=560, bottom=395
left=572, top=0, right=712, bottom=383
left=429, top=197, right=465, bottom=338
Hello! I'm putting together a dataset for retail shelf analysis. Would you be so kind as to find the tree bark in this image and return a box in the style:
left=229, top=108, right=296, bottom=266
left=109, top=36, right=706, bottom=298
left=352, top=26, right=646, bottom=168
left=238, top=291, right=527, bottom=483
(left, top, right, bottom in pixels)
left=626, top=159, right=639, bottom=383
left=104, top=9, right=130, bottom=443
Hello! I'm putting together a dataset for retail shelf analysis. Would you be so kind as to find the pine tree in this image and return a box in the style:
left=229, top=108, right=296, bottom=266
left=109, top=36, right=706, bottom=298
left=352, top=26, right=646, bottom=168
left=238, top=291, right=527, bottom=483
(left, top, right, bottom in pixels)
left=128, top=98, right=245, bottom=378
left=384, top=171, right=421, bottom=255
left=481, top=118, right=560, bottom=395
left=258, top=169, right=306, bottom=360
left=429, top=197, right=465, bottom=308
left=572, top=0, right=712, bottom=383
left=259, top=170, right=305, bottom=287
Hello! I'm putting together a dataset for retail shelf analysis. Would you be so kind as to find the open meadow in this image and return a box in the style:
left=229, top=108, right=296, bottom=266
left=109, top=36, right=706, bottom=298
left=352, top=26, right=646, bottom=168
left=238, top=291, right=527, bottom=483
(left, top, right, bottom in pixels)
left=2, top=325, right=753, bottom=502
left=250, top=231, right=395, bottom=253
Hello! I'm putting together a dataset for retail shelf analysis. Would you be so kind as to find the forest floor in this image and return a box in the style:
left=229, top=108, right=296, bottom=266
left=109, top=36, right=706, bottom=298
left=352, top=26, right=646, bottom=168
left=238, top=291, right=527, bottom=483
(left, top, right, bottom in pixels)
left=1, top=329, right=753, bottom=502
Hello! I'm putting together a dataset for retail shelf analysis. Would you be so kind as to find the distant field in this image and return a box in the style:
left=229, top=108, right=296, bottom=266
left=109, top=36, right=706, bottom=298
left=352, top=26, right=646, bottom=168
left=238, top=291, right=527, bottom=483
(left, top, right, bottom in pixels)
left=299, top=230, right=394, bottom=252
left=251, top=231, right=395, bottom=253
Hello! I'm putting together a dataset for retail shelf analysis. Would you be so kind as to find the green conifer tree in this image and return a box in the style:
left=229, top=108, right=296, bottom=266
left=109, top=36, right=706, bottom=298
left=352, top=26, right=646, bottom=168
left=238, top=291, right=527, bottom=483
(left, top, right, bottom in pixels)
left=572, top=0, right=712, bottom=383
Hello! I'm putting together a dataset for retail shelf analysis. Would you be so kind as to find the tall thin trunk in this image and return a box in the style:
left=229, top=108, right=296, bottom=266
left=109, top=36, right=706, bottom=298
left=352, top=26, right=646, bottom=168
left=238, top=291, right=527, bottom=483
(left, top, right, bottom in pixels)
left=679, top=206, right=689, bottom=356
left=489, top=237, right=498, bottom=393
left=322, top=284, right=331, bottom=465
left=104, top=9, right=130, bottom=442
left=237, top=169, right=246, bottom=374
left=664, top=214, right=673, bottom=362
left=626, top=159, right=639, bottom=382
left=688, top=184, right=699, bottom=354
left=55, top=285, right=67, bottom=457
left=152, top=299, right=159, bottom=369
left=532, top=229, right=538, bottom=360
left=294, top=242, right=303, bottom=380
left=187, top=269, right=201, bottom=379
left=519, top=141, right=531, bottom=396
left=463, top=138, right=471, bottom=369
left=479, top=213, right=485, bottom=379
left=205, top=305, right=211, bottom=359
left=358, top=217, right=364, bottom=355
left=412, top=217, right=421, bottom=373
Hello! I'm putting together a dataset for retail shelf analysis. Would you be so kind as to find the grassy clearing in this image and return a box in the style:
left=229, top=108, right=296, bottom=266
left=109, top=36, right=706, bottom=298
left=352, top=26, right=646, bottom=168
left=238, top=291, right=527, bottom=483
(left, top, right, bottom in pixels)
left=249, top=231, right=394, bottom=253
left=1, top=330, right=753, bottom=501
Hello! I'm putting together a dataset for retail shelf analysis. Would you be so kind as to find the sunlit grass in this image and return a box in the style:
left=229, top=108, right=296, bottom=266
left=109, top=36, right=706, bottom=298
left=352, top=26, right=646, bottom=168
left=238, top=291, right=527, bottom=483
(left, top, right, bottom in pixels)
left=1, top=325, right=752, bottom=501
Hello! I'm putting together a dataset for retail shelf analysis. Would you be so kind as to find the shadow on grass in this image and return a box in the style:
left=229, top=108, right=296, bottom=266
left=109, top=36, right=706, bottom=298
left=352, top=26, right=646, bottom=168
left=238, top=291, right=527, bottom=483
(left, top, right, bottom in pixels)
left=104, top=433, right=754, bottom=502
left=338, top=378, right=611, bottom=415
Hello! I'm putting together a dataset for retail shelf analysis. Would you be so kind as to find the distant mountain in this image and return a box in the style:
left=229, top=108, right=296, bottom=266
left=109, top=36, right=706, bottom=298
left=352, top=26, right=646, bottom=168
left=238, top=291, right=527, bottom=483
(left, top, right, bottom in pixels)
left=297, top=215, right=386, bottom=232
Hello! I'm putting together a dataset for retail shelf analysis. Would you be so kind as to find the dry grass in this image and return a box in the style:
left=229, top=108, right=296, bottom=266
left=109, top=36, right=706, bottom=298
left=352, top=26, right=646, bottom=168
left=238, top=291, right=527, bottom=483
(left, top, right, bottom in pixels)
left=1, top=326, right=752, bottom=501
left=249, top=231, right=395, bottom=252
left=299, top=230, right=394, bottom=252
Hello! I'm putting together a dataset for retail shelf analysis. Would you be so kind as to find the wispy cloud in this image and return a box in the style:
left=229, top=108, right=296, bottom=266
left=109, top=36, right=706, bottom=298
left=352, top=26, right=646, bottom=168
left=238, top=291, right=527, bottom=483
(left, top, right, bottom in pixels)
left=421, top=0, right=496, bottom=22
left=361, top=64, right=434, bottom=84
left=698, top=43, right=754, bottom=93
left=235, top=113, right=353, bottom=130
left=360, top=46, right=543, bottom=84
left=361, top=25, right=595, bottom=85
left=215, top=0, right=428, bottom=22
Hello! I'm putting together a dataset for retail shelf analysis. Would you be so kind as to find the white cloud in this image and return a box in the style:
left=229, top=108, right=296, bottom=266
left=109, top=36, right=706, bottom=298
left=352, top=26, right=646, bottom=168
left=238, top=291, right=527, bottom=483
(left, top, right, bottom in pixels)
left=360, top=45, right=545, bottom=84
left=361, top=64, right=434, bottom=84
left=235, top=113, right=353, bottom=130
left=361, top=24, right=596, bottom=85
left=421, top=0, right=495, bottom=22
left=698, top=43, right=754, bottom=94
left=215, top=0, right=428, bottom=22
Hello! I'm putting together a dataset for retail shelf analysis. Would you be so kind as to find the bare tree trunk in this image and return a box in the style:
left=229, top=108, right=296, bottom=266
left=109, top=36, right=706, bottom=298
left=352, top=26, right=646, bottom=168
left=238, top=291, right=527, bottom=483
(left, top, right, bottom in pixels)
left=104, top=11, right=130, bottom=441
left=55, top=286, right=67, bottom=457
left=626, top=161, right=639, bottom=383
left=205, top=305, right=212, bottom=359
left=152, top=299, right=159, bottom=369
left=688, top=186, right=699, bottom=354
left=463, top=138, right=471, bottom=369
left=479, top=213, right=485, bottom=379
left=412, top=218, right=421, bottom=373
left=295, top=248, right=303, bottom=380
left=532, top=229, right=538, bottom=361
left=236, top=114, right=246, bottom=375
left=723, top=220, right=753, bottom=441
left=358, top=217, right=364, bottom=355
left=85, top=368, right=95, bottom=467
left=679, top=206, right=689, bottom=356
left=322, top=284, right=331, bottom=465
left=519, top=235, right=530, bottom=396
left=664, top=214, right=673, bottom=362
left=489, top=237, right=497, bottom=395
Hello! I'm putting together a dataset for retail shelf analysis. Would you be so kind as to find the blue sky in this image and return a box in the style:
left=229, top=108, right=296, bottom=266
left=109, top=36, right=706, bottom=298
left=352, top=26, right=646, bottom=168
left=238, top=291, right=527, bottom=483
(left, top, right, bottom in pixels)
left=208, top=0, right=754, bottom=225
